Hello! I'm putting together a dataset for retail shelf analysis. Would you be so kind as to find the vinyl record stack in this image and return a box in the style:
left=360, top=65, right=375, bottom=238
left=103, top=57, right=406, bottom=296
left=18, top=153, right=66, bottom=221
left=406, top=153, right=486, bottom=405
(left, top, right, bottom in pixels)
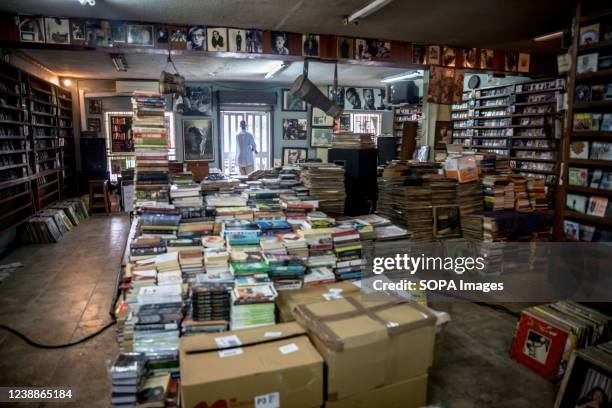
left=300, top=163, right=346, bottom=214
left=391, top=177, right=433, bottom=241
left=332, top=132, right=376, bottom=149
left=131, top=92, right=169, bottom=208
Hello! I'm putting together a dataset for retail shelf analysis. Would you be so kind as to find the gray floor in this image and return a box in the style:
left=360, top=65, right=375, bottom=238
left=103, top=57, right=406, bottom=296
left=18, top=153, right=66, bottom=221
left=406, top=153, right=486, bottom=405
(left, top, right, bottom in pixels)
left=0, top=214, right=557, bottom=407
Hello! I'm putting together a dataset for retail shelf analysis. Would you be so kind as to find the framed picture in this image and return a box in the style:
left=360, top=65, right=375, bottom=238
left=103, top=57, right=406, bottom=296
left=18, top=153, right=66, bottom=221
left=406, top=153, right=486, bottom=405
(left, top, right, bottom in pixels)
left=169, top=25, right=188, bottom=48
left=155, top=26, right=168, bottom=45
left=127, top=24, right=154, bottom=46
left=88, top=99, right=102, bottom=114
left=228, top=29, right=246, bottom=52
left=87, top=118, right=101, bottom=132
left=434, top=121, right=453, bottom=145
left=207, top=27, right=228, bottom=51
left=183, top=119, right=214, bottom=161
left=19, top=16, right=45, bottom=43
left=311, top=107, right=334, bottom=126
left=302, top=34, right=320, bottom=57
left=282, top=118, right=307, bottom=140
left=184, top=86, right=213, bottom=116
left=330, top=86, right=386, bottom=111
left=44, top=17, right=70, bottom=45
left=481, top=49, right=495, bottom=69
left=442, top=46, right=456, bottom=67
left=282, top=147, right=308, bottom=165
left=355, top=38, right=390, bottom=60
left=271, top=31, right=290, bottom=55
left=70, top=19, right=86, bottom=43
left=463, top=48, right=477, bottom=69
left=413, top=44, right=426, bottom=65
left=329, top=86, right=345, bottom=108
left=339, top=113, right=351, bottom=131
left=86, top=19, right=110, bottom=47
left=428, top=45, right=441, bottom=65
left=187, top=25, right=206, bottom=50
left=245, top=29, right=263, bottom=53
left=310, top=127, right=333, bottom=148
left=518, top=53, right=531, bottom=73
left=337, top=37, right=353, bottom=59
left=282, top=89, right=306, bottom=111
left=505, top=51, right=518, bottom=72
left=110, top=21, right=126, bottom=44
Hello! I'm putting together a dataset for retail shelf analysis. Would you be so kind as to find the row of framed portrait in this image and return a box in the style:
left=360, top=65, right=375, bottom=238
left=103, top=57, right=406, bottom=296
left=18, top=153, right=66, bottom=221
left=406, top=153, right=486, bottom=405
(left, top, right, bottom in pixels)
left=15, top=15, right=532, bottom=72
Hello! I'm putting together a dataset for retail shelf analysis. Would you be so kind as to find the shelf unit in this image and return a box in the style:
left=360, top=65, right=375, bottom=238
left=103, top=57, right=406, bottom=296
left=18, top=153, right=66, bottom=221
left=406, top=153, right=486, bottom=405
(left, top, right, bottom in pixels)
left=56, top=86, right=76, bottom=196
left=392, top=103, right=423, bottom=160
left=0, top=60, right=75, bottom=233
left=554, top=1, right=612, bottom=241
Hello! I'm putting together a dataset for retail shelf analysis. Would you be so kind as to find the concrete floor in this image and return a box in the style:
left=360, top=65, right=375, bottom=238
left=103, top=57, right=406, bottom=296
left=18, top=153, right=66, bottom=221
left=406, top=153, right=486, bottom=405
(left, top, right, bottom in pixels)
left=0, top=215, right=557, bottom=407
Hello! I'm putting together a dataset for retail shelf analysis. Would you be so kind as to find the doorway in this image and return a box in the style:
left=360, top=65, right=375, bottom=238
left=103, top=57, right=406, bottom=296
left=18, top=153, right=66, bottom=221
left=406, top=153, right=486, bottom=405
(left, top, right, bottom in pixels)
left=220, top=110, right=271, bottom=175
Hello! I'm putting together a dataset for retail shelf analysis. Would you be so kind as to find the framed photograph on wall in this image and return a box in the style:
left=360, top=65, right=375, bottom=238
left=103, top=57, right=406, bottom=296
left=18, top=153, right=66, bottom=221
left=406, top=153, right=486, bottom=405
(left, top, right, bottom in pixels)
left=183, top=119, right=214, bottom=162
left=337, top=37, right=353, bottom=59
left=339, top=113, right=351, bottom=131
left=311, top=107, right=334, bottom=127
left=70, top=19, right=86, bottom=43
left=282, top=118, right=307, bottom=140
left=310, top=127, right=333, bottom=148
left=184, top=86, right=213, bottom=116
left=87, top=118, right=101, bottom=132
left=282, top=147, right=308, bottom=165
left=19, top=16, right=45, bottom=43
left=88, top=99, right=102, bottom=114
left=207, top=27, right=228, bottom=51
left=110, top=22, right=126, bottom=44
left=282, top=89, right=306, bottom=111
left=44, top=17, right=70, bottom=45
left=127, top=24, right=154, bottom=46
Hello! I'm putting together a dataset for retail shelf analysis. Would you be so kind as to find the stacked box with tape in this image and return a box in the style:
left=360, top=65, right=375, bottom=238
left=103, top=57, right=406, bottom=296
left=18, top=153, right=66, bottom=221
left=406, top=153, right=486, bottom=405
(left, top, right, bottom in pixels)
left=131, top=92, right=169, bottom=208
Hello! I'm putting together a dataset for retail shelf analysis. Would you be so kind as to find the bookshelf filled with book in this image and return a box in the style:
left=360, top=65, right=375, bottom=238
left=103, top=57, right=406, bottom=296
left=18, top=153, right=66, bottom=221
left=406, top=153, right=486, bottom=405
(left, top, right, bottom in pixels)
left=0, top=60, right=75, bottom=233
left=393, top=103, right=423, bottom=160
left=57, top=85, right=76, bottom=197
left=556, top=2, right=612, bottom=241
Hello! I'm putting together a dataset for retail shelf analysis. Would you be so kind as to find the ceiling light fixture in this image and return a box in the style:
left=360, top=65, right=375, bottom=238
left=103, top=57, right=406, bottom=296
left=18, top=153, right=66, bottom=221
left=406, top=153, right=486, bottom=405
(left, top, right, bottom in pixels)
left=61, top=78, right=72, bottom=87
left=110, top=54, right=128, bottom=72
left=381, top=71, right=422, bottom=83
left=344, top=0, right=395, bottom=24
left=533, top=30, right=564, bottom=42
left=264, top=61, right=289, bottom=79
left=78, top=0, right=96, bottom=6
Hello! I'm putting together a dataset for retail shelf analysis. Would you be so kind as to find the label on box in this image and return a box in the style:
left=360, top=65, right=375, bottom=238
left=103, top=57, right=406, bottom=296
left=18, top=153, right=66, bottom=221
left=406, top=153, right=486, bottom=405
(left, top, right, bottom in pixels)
left=279, top=343, right=299, bottom=354
left=254, top=392, right=280, bottom=408
left=322, top=292, right=343, bottom=301
left=215, top=335, right=242, bottom=348
left=264, top=331, right=282, bottom=338
left=218, top=348, right=243, bottom=358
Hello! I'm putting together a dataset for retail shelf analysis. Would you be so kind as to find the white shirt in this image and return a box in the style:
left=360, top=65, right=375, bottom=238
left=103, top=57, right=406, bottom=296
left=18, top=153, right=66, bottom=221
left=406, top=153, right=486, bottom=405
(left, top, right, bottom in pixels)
left=236, top=130, right=257, bottom=167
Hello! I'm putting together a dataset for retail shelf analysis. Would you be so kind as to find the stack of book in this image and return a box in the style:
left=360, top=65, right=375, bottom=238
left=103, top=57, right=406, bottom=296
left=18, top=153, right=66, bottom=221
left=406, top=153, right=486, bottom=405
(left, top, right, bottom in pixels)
left=22, top=214, right=63, bottom=243
left=456, top=181, right=484, bottom=215
left=154, top=252, right=182, bottom=286
left=332, top=132, right=376, bottom=149
left=231, top=281, right=277, bottom=330
left=129, top=237, right=166, bottom=262
left=110, top=352, right=146, bottom=407
left=170, top=172, right=194, bottom=185
left=49, top=198, right=88, bottom=226
left=264, top=253, right=305, bottom=290
left=166, top=238, right=201, bottom=254
left=255, top=220, right=293, bottom=236
left=527, top=178, right=548, bottom=211
left=187, top=283, right=231, bottom=332
left=301, top=228, right=337, bottom=269
left=301, top=163, right=346, bottom=214
left=303, top=266, right=336, bottom=286
left=204, top=247, right=230, bottom=275
left=132, top=91, right=169, bottom=208
left=482, top=175, right=515, bottom=211
left=223, top=220, right=261, bottom=251
left=176, top=219, right=214, bottom=239
left=170, top=184, right=203, bottom=207
left=336, top=218, right=375, bottom=240
left=139, top=211, right=181, bottom=240
left=178, top=250, right=204, bottom=283
left=332, top=228, right=364, bottom=280
left=512, top=176, right=531, bottom=211
left=392, top=177, right=433, bottom=241
left=278, top=233, right=309, bottom=259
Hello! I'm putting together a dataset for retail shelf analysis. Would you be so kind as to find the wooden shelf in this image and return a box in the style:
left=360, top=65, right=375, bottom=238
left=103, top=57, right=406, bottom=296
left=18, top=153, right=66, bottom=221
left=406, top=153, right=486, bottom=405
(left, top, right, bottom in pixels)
left=474, top=94, right=511, bottom=100
left=511, top=124, right=548, bottom=128
left=0, top=149, right=27, bottom=155
left=0, top=190, right=30, bottom=205
left=35, top=167, right=63, bottom=178
left=38, top=179, right=58, bottom=190
left=0, top=163, right=27, bottom=171
left=0, top=120, right=26, bottom=125
left=510, top=136, right=550, bottom=139
left=36, top=157, right=58, bottom=165
left=569, top=159, right=612, bottom=167
left=572, top=131, right=612, bottom=138
left=511, top=157, right=557, bottom=163
left=30, top=87, right=53, bottom=96
left=512, top=113, right=553, bottom=117
left=27, top=97, right=55, bottom=107
left=39, top=190, right=59, bottom=201
left=474, top=104, right=509, bottom=110
left=59, top=115, right=72, bottom=120
left=451, top=108, right=469, bottom=112
left=564, top=210, right=612, bottom=228
left=470, top=126, right=511, bottom=129
left=471, top=145, right=509, bottom=150
left=0, top=176, right=30, bottom=190
left=0, top=203, right=32, bottom=221
left=574, top=100, right=612, bottom=110
left=511, top=146, right=555, bottom=151
left=515, top=88, right=563, bottom=95
left=566, top=185, right=612, bottom=198
left=34, top=136, right=57, bottom=140
left=31, top=110, right=55, bottom=117
left=472, top=136, right=507, bottom=139
left=513, top=168, right=556, bottom=174
left=0, top=104, right=24, bottom=112
left=579, top=8, right=612, bottom=23
left=576, top=68, right=612, bottom=81
left=35, top=146, right=61, bottom=152
left=0, top=89, right=20, bottom=98
left=0, top=72, right=19, bottom=84
left=514, top=101, right=556, bottom=106
left=0, top=135, right=25, bottom=140
left=578, top=39, right=612, bottom=53
left=31, top=123, right=55, bottom=128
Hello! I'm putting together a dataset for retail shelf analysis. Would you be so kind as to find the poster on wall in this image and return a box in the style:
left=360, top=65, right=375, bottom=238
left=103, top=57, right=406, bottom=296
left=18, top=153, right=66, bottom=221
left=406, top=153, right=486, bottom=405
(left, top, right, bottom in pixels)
left=327, top=86, right=387, bottom=111
left=127, top=24, right=154, bottom=46
left=337, top=37, right=353, bottom=59
left=86, top=19, right=111, bottom=47
left=282, top=119, right=307, bottom=140
left=110, top=115, right=133, bottom=153
left=282, top=89, right=306, bottom=111
left=310, top=127, right=333, bottom=148
left=183, top=119, right=214, bottom=161
left=282, top=147, right=307, bottom=165
left=207, top=27, right=228, bottom=51
left=183, top=86, right=213, bottom=116
left=44, top=18, right=70, bottom=44
left=186, top=25, right=206, bottom=50
left=271, top=31, right=290, bottom=55
left=89, top=99, right=102, bottom=114
left=355, top=38, right=390, bottom=60
left=19, top=16, right=45, bottom=43
left=428, top=66, right=463, bottom=105
left=311, top=107, right=334, bottom=127
left=302, top=34, right=320, bottom=57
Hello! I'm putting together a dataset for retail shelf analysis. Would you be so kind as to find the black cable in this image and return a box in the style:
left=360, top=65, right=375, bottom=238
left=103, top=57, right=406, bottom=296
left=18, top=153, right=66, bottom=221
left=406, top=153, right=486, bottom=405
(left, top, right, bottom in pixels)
left=0, top=320, right=115, bottom=349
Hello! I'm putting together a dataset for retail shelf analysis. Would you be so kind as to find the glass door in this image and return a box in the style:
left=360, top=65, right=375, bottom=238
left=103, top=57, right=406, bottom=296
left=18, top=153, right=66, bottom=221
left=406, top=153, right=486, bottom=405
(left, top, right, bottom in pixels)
left=220, top=110, right=271, bottom=174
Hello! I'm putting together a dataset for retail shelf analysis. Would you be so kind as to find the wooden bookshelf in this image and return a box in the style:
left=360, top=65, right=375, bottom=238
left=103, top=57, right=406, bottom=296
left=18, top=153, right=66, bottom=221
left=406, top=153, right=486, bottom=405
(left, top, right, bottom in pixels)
left=554, top=0, right=612, bottom=241
left=393, top=103, right=423, bottom=160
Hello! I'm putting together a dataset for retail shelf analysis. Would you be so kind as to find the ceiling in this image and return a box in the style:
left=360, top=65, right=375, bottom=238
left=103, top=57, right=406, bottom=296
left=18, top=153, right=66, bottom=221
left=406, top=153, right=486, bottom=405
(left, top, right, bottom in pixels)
left=1, top=0, right=573, bottom=53
left=19, top=49, right=411, bottom=86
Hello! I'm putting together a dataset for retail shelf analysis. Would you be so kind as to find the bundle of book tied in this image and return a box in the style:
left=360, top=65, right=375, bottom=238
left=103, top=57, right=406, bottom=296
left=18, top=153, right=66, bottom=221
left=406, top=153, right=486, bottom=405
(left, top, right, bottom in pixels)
left=132, top=91, right=169, bottom=208
left=300, top=163, right=346, bottom=214
left=332, top=131, right=376, bottom=149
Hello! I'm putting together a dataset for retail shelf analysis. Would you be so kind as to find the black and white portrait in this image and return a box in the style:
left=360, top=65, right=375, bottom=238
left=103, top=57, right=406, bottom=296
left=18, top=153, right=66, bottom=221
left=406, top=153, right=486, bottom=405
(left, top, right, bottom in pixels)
left=86, top=20, right=110, bottom=47
left=376, top=89, right=387, bottom=109
left=413, top=44, right=426, bottom=65
left=183, top=86, right=213, bottom=116
left=355, top=38, right=390, bottom=60
left=362, top=88, right=376, bottom=110
left=44, top=18, right=70, bottom=45
left=428, top=45, right=441, bottom=65
left=70, top=20, right=85, bottom=42
left=170, top=26, right=187, bottom=43
left=183, top=119, right=214, bottom=162
left=228, top=29, right=245, bottom=52
left=19, top=16, right=45, bottom=43
left=329, top=86, right=345, bottom=108
left=339, top=113, right=351, bottom=131
left=464, top=48, right=477, bottom=68
left=127, top=24, right=153, bottom=46
left=302, top=34, right=319, bottom=57
left=156, top=26, right=168, bottom=44
left=481, top=49, right=494, bottom=69
left=110, top=22, right=126, bottom=43
left=329, top=86, right=387, bottom=111
left=522, top=330, right=551, bottom=365
left=245, top=30, right=263, bottom=53
left=187, top=25, right=206, bottom=50
left=505, top=51, right=518, bottom=72
left=282, top=89, right=306, bottom=111
left=345, top=87, right=362, bottom=110
left=271, top=31, right=290, bottom=55
left=283, top=147, right=307, bottom=165
left=207, top=28, right=227, bottom=51
left=337, top=37, right=353, bottom=59
left=282, top=119, right=307, bottom=140
left=311, top=107, right=334, bottom=127
left=442, top=46, right=456, bottom=67
left=310, top=127, right=333, bottom=148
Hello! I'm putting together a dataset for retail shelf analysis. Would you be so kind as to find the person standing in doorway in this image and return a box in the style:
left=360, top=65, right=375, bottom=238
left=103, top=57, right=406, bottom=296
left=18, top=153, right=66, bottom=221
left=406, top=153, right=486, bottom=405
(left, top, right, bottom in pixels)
left=236, top=120, right=258, bottom=175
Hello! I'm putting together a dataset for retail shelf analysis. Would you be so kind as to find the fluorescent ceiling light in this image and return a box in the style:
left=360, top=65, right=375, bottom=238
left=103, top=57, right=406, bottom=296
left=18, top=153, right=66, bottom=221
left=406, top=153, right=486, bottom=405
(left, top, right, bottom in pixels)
left=264, top=61, right=289, bottom=79
left=346, top=0, right=395, bottom=24
left=381, top=71, right=422, bottom=83
left=533, top=31, right=564, bottom=42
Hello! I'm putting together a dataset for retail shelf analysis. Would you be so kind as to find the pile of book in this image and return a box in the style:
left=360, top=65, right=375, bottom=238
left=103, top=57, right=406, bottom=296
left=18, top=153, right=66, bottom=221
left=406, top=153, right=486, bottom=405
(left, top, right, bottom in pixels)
left=48, top=198, right=88, bottom=226
left=139, top=211, right=181, bottom=240
left=170, top=183, right=203, bottom=207
left=130, top=237, right=166, bottom=262
left=278, top=232, right=309, bottom=258
left=391, top=177, right=433, bottom=241
left=186, top=283, right=231, bottom=334
left=512, top=176, right=531, bottom=211
left=204, top=247, right=230, bottom=275
left=527, top=178, right=548, bottom=211
left=178, top=250, right=204, bottom=282
left=110, top=352, right=146, bottom=407
left=482, top=175, right=515, bottom=211
left=332, top=131, right=376, bottom=149
left=301, top=163, right=346, bottom=214
left=230, top=279, right=277, bottom=330
left=264, top=253, right=306, bottom=290
left=332, top=228, right=364, bottom=280
left=132, top=91, right=169, bottom=207
left=456, top=180, right=483, bottom=215
left=22, top=212, right=65, bottom=243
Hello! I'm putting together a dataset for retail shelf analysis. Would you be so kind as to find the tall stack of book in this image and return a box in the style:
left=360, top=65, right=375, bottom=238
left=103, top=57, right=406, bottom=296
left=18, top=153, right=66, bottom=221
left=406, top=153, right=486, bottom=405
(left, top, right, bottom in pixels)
left=231, top=280, right=277, bottom=330
left=332, top=228, right=363, bottom=280
left=482, top=175, right=515, bottom=211
left=110, top=352, right=146, bottom=407
left=264, top=253, right=306, bottom=290
left=527, top=178, right=548, bottom=211
left=170, top=183, right=203, bottom=207
left=456, top=181, right=483, bottom=215
left=300, top=163, right=346, bottom=214
left=391, top=177, right=433, bottom=241
left=512, top=176, right=531, bottom=211
left=186, top=283, right=231, bottom=334
left=132, top=92, right=169, bottom=208
left=139, top=211, right=181, bottom=240
left=332, top=132, right=376, bottom=149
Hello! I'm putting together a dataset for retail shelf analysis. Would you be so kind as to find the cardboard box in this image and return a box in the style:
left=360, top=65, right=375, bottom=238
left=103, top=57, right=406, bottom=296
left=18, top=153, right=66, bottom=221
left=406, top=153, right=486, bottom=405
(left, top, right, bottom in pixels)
left=294, top=297, right=436, bottom=401
left=325, top=374, right=428, bottom=408
left=180, top=322, right=324, bottom=408
left=276, top=280, right=362, bottom=322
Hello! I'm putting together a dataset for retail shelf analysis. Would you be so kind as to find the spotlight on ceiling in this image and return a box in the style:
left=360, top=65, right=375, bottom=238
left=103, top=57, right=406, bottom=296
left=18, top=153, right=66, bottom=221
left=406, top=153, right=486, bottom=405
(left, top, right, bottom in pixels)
left=264, top=61, right=289, bottom=79
left=61, top=78, right=72, bottom=87
left=110, top=54, right=128, bottom=72
left=381, top=71, right=423, bottom=83
left=343, top=0, right=395, bottom=24
left=78, top=0, right=96, bottom=6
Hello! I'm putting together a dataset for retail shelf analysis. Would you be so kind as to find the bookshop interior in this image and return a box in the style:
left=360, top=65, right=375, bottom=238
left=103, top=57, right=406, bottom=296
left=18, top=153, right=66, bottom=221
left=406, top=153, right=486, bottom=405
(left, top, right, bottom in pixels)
left=2, top=0, right=612, bottom=407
